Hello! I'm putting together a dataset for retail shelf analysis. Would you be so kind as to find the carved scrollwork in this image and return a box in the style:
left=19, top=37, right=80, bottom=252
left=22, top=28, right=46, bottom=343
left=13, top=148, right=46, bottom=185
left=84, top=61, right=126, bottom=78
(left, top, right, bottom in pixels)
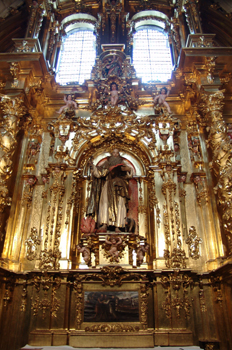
left=10, top=62, right=19, bottom=88
left=186, top=226, right=202, bottom=259
left=51, top=276, right=61, bottom=318
left=85, top=324, right=140, bottom=332
left=199, top=279, right=207, bottom=312
left=39, top=249, right=57, bottom=271
left=39, top=298, right=51, bottom=319
left=161, top=272, right=192, bottom=319
left=25, top=227, right=41, bottom=261
left=211, top=276, right=223, bottom=307
left=74, top=275, right=84, bottom=329
left=30, top=274, right=61, bottom=318
left=20, top=283, right=27, bottom=312
left=140, top=282, right=149, bottom=329
left=3, top=278, right=14, bottom=307
left=161, top=164, right=187, bottom=268
left=14, top=40, right=30, bottom=53
left=100, top=266, right=129, bottom=287
left=102, top=235, right=126, bottom=263
left=197, top=36, right=214, bottom=48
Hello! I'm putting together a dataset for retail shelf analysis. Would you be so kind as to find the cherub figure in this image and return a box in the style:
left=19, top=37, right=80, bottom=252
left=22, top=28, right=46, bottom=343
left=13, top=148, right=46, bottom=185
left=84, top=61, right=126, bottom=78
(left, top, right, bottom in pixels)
left=105, top=235, right=122, bottom=262
left=154, top=87, right=171, bottom=113
left=77, top=244, right=91, bottom=265
left=57, top=95, right=78, bottom=114
left=80, top=216, right=96, bottom=235
left=137, top=243, right=149, bottom=266
left=109, top=82, right=119, bottom=106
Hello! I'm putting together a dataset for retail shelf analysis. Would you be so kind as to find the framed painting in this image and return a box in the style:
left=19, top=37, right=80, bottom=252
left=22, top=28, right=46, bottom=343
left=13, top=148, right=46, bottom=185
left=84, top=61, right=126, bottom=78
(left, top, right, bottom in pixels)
left=83, top=290, right=140, bottom=323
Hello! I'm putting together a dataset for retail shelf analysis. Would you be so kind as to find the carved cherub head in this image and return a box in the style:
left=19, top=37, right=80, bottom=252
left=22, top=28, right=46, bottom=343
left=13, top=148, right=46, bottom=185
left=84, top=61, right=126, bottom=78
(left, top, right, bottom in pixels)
left=26, top=176, right=37, bottom=187
left=160, top=133, right=169, bottom=141
left=194, top=175, right=201, bottom=184
left=178, top=174, right=186, bottom=183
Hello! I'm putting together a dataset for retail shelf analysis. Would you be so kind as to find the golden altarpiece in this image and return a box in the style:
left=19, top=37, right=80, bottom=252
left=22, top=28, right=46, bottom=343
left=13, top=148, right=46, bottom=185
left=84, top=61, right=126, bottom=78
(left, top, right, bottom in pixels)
left=0, top=0, right=232, bottom=349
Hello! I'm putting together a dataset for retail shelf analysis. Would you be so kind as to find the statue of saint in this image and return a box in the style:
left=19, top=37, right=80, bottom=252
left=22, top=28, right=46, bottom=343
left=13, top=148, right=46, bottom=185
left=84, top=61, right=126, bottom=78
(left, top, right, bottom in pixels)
left=86, top=149, right=133, bottom=233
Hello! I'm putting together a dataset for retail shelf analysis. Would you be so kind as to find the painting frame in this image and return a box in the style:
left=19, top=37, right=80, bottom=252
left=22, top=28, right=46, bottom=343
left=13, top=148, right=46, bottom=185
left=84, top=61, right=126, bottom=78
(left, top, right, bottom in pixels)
left=79, top=283, right=146, bottom=331
left=83, top=289, right=140, bottom=323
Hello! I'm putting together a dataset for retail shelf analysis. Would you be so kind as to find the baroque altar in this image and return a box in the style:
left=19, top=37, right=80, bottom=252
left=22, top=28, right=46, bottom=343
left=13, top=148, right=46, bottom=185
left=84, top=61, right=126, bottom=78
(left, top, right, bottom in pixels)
left=0, top=1, right=232, bottom=350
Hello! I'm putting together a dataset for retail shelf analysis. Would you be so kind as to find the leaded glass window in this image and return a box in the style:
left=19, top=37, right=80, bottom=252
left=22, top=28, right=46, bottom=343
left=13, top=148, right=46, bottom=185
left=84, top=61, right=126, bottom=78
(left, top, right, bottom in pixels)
left=56, top=30, right=96, bottom=85
left=133, top=28, right=173, bottom=83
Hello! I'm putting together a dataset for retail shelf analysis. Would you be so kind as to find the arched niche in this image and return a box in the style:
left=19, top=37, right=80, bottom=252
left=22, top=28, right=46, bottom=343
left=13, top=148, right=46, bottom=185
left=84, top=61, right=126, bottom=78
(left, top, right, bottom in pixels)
left=71, top=135, right=154, bottom=249
left=73, top=135, right=153, bottom=176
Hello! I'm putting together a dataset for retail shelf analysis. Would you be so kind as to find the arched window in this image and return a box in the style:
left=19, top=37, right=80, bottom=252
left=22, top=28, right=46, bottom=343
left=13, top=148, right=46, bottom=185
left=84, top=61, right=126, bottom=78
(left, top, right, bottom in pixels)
left=56, top=30, right=96, bottom=85
left=133, top=27, right=173, bottom=83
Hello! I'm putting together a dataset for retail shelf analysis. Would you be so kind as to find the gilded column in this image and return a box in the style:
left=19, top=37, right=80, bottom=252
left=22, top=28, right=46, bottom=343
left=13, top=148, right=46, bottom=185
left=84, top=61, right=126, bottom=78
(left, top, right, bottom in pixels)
left=201, top=90, right=232, bottom=255
left=0, top=96, right=27, bottom=258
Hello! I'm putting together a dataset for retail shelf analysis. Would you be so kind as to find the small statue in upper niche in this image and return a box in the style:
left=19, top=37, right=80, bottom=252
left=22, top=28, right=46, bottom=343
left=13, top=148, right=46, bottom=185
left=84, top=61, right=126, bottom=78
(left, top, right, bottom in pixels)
left=57, top=95, right=78, bottom=114
left=154, top=87, right=171, bottom=113
left=102, top=55, right=122, bottom=78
